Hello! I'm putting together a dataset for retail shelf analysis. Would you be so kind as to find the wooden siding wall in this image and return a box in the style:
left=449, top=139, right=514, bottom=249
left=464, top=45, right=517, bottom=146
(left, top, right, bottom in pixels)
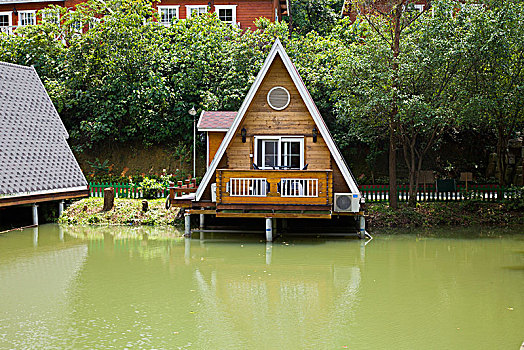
left=331, top=155, right=351, bottom=193
left=0, top=1, right=65, bottom=24
left=154, top=0, right=275, bottom=29
left=226, top=55, right=332, bottom=170
left=208, top=131, right=226, bottom=166
left=0, top=0, right=275, bottom=30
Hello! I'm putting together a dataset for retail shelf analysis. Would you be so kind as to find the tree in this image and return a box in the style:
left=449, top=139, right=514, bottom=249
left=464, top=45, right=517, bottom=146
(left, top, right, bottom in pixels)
left=347, top=0, right=434, bottom=208
left=459, top=1, right=524, bottom=185
left=289, top=0, right=344, bottom=35
left=336, top=1, right=475, bottom=205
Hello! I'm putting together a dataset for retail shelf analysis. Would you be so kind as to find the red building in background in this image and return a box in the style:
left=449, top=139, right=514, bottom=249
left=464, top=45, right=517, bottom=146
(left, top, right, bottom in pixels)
left=0, top=0, right=288, bottom=33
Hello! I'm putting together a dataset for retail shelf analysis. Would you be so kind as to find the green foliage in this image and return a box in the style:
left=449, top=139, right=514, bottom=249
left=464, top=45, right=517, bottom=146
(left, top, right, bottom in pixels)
left=290, top=0, right=343, bottom=35
left=59, top=197, right=181, bottom=226
left=503, top=186, right=524, bottom=210
left=86, top=158, right=111, bottom=176
left=367, top=201, right=524, bottom=228
left=1, top=0, right=523, bottom=188
left=139, top=177, right=164, bottom=199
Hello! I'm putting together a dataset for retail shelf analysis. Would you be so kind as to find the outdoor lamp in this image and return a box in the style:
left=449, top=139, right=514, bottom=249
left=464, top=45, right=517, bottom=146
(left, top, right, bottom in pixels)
left=241, top=127, right=247, bottom=143
left=312, top=127, right=318, bottom=143
left=13, top=6, right=18, bottom=16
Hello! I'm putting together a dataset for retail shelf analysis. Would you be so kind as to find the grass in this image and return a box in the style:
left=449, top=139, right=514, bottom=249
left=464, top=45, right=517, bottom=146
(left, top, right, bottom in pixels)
left=59, top=197, right=182, bottom=226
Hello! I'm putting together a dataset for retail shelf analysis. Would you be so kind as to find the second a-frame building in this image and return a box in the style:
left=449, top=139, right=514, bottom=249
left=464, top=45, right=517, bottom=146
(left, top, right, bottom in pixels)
left=175, top=39, right=364, bottom=239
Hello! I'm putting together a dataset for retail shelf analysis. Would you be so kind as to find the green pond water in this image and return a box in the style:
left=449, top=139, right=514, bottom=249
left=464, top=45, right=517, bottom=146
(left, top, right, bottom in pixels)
left=0, top=224, right=523, bottom=350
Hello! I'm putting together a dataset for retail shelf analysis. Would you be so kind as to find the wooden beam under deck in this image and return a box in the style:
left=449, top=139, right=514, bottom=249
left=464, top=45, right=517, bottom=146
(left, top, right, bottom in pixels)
left=187, top=209, right=217, bottom=215
left=216, top=212, right=332, bottom=219
left=0, top=189, right=89, bottom=208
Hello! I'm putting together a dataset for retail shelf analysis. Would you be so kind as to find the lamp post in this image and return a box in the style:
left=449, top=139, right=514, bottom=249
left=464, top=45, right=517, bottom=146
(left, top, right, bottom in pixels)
left=189, top=106, right=197, bottom=178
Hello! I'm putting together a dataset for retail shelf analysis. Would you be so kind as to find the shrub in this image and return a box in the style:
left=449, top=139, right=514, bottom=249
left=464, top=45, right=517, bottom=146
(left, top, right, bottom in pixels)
left=139, top=177, right=164, bottom=199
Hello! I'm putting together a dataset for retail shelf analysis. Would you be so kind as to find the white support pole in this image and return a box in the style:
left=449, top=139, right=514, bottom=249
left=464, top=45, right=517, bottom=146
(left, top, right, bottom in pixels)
left=59, top=225, right=64, bottom=241
left=265, top=242, right=273, bottom=265
left=359, top=215, right=366, bottom=239
left=58, top=200, right=65, bottom=217
left=265, top=218, right=273, bottom=242
left=185, top=236, right=191, bottom=264
left=184, top=212, right=191, bottom=237
left=193, top=115, right=196, bottom=178
left=32, top=204, right=39, bottom=226
left=199, top=214, right=205, bottom=229
left=32, top=227, right=38, bottom=247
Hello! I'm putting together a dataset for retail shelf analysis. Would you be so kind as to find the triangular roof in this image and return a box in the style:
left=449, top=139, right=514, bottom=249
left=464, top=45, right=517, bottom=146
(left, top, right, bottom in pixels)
left=195, top=39, right=359, bottom=201
left=0, top=62, right=88, bottom=198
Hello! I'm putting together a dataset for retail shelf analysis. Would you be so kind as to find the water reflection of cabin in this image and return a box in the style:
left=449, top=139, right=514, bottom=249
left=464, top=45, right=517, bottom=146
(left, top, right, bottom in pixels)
left=173, top=40, right=364, bottom=240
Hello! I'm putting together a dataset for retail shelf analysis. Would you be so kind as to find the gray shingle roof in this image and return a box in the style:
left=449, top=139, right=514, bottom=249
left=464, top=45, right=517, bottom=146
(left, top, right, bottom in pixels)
left=0, top=61, right=87, bottom=197
left=197, top=111, right=237, bottom=131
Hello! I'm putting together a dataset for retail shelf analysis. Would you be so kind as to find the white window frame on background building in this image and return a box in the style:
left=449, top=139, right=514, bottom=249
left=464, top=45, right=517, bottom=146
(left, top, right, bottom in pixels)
left=185, top=5, right=207, bottom=18
left=158, top=5, right=179, bottom=26
left=89, top=17, right=101, bottom=30
left=413, top=4, right=424, bottom=12
left=41, top=8, right=60, bottom=24
left=254, top=136, right=304, bottom=170
left=214, top=5, right=237, bottom=25
left=0, top=11, right=13, bottom=34
left=18, top=10, right=36, bottom=26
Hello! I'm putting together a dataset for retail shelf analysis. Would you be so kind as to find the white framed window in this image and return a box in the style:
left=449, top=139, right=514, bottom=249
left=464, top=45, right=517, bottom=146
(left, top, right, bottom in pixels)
left=215, top=5, right=236, bottom=25
left=41, top=9, right=60, bottom=24
left=158, top=6, right=179, bottom=26
left=19, top=11, right=36, bottom=26
left=186, top=5, right=207, bottom=18
left=70, top=20, right=82, bottom=34
left=0, top=12, right=13, bottom=34
left=254, top=136, right=304, bottom=170
left=89, top=17, right=101, bottom=30
left=413, top=4, right=424, bottom=12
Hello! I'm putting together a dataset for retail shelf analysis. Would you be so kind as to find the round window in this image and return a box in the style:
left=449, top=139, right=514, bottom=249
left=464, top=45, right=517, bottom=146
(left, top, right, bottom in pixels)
left=267, top=86, right=290, bottom=110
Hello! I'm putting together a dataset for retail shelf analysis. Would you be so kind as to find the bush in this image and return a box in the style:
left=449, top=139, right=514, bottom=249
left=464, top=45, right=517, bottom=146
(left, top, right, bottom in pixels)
left=139, top=177, right=164, bottom=199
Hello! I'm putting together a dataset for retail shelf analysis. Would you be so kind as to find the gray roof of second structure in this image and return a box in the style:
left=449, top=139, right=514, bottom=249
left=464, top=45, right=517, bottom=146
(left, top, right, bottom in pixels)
left=0, top=61, right=87, bottom=197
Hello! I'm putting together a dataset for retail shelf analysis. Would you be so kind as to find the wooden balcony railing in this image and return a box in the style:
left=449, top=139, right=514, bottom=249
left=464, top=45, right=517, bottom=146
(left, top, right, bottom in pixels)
left=216, top=169, right=333, bottom=206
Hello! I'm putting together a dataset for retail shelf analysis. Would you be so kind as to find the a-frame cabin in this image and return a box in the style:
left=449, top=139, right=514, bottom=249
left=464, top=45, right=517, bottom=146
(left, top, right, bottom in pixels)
left=174, top=39, right=364, bottom=239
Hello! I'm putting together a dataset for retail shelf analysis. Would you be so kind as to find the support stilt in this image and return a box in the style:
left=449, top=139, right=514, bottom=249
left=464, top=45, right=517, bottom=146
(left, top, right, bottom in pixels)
left=58, top=200, right=65, bottom=217
left=199, top=214, right=205, bottom=229
left=359, top=215, right=366, bottom=239
left=184, top=212, right=191, bottom=237
left=32, top=204, right=39, bottom=226
left=32, top=227, right=38, bottom=247
left=184, top=236, right=190, bottom=264
left=265, top=242, right=272, bottom=265
left=265, top=217, right=273, bottom=242
left=59, top=225, right=64, bottom=241
left=272, top=218, right=277, bottom=236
